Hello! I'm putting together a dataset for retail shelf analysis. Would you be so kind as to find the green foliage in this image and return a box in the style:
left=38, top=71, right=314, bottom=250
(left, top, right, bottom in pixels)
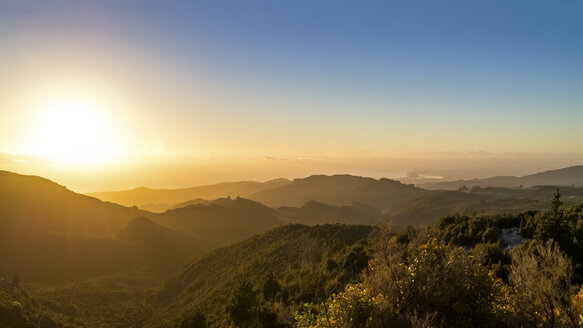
left=473, top=243, right=511, bottom=280
left=551, top=188, right=564, bottom=215
left=149, top=224, right=373, bottom=327
left=0, top=277, right=65, bottom=328
left=294, top=303, right=318, bottom=328
left=296, top=284, right=376, bottom=328
left=301, top=235, right=509, bottom=328
left=299, top=197, right=583, bottom=328
left=509, top=241, right=578, bottom=328
left=482, top=227, right=499, bottom=243
left=322, top=283, right=376, bottom=328
left=26, top=273, right=158, bottom=328
left=436, top=214, right=502, bottom=246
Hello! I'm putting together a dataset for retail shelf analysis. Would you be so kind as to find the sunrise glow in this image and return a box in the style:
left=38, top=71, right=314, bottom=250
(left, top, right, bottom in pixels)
left=24, top=96, right=124, bottom=165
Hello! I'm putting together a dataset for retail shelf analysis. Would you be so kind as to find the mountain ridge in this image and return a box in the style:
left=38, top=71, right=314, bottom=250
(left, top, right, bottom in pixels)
left=422, top=165, right=583, bottom=190
left=86, top=178, right=291, bottom=212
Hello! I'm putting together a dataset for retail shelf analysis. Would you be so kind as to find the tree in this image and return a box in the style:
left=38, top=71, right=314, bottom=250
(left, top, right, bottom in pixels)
left=551, top=188, right=563, bottom=216
left=509, top=241, right=578, bottom=328
left=262, top=272, right=281, bottom=302
left=227, top=280, right=259, bottom=327
left=534, top=190, right=572, bottom=251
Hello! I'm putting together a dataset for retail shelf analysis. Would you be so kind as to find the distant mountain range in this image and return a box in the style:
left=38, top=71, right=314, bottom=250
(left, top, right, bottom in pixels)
left=86, top=179, right=291, bottom=212
left=422, top=165, right=583, bottom=190
left=3, top=166, right=583, bottom=282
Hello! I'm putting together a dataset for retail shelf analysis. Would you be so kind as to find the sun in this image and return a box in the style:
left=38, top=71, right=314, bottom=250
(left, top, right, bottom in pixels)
left=26, top=96, right=124, bottom=165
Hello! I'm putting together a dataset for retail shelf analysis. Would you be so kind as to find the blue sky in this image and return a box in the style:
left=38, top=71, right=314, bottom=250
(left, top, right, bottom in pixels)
left=1, top=0, right=583, bottom=158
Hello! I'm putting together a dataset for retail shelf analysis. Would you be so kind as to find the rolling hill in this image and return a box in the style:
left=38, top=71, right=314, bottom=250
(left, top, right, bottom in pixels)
left=154, top=197, right=283, bottom=244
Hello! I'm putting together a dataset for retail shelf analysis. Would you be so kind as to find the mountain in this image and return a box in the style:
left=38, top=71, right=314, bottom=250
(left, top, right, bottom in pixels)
left=422, top=165, right=583, bottom=190
left=247, top=174, right=429, bottom=211
left=245, top=174, right=583, bottom=226
left=0, top=171, right=220, bottom=281
left=0, top=171, right=153, bottom=280
left=154, top=197, right=283, bottom=244
left=147, top=224, right=373, bottom=328
left=87, top=178, right=291, bottom=212
left=0, top=170, right=148, bottom=238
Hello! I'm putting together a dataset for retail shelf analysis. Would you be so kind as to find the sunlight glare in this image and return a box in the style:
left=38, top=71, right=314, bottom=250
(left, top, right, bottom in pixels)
left=26, top=97, right=124, bottom=165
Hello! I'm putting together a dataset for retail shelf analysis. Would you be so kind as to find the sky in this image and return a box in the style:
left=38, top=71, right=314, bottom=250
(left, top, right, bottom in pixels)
left=1, top=0, right=582, bottom=190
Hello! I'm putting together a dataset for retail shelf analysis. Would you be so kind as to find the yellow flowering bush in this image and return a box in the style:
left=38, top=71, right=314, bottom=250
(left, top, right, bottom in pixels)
left=295, top=284, right=376, bottom=328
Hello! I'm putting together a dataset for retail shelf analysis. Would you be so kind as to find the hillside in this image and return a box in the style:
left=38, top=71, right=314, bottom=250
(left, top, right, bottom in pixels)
left=0, top=171, right=221, bottom=281
left=0, top=278, right=65, bottom=328
left=422, top=165, right=583, bottom=190
left=147, top=224, right=374, bottom=328
left=16, top=224, right=372, bottom=328
left=87, top=178, right=291, bottom=212
left=116, top=217, right=225, bottom=265
left=154, top=197, right=283, bottom=244
left=0, top=171, right=155, bottom=280
left=0, top=170, right=148, bottom=238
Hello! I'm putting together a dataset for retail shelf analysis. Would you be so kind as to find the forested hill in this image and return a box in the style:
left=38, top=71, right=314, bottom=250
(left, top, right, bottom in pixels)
left=153, top=197, right=284, bottom=244
left=147, top=224, right=373, bottom=328
left=0, top=170, right=148, bottom=237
